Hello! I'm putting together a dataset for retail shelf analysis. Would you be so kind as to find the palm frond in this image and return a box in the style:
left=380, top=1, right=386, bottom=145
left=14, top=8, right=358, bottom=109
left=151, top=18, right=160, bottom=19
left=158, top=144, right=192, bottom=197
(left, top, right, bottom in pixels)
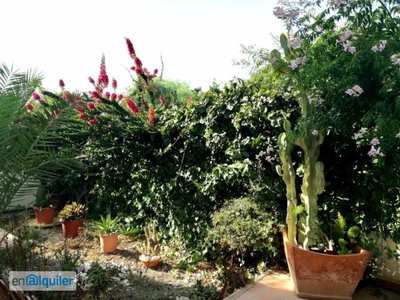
left=0, top=64, right=81, bottom=214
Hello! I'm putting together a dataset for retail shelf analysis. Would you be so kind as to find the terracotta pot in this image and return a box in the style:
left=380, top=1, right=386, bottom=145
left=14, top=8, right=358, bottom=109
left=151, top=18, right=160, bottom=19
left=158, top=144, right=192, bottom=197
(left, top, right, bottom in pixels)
left=61, top=219, right=84, bottom=238
left=139, top=254, right=161, bottom=268
left=33, top=206, right=56, bottom=224
left=99, top=233, right=118, bottom=253
left=283, top=232, right=372, bottom=299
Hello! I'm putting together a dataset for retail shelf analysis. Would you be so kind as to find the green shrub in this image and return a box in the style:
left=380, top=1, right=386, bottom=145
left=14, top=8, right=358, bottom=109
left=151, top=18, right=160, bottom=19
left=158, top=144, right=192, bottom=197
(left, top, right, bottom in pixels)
left=204, top=197, right=282, bottom=292
left=205, top=197, right=281, bottom=269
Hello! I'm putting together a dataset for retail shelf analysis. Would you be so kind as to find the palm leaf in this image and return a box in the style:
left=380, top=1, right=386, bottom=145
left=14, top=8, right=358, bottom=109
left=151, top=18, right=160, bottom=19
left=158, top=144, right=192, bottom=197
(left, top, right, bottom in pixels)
left=0, top=63, right=82, bottom=214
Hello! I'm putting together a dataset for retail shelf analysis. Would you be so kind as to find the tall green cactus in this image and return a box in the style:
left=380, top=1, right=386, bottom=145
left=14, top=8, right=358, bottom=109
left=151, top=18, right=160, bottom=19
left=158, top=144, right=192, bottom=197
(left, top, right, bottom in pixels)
left=277, top=94, right=325, bottom=248
left=277, top=121, right=298, bottom=245
left=272, top=34, right=326, bottom=248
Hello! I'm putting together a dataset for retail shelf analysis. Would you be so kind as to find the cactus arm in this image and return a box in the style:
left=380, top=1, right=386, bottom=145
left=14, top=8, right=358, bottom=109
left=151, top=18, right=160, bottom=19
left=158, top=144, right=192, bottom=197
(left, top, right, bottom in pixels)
left=278, top=129, right=298, bottom=245
left=298, top=95, right=325, bottom=249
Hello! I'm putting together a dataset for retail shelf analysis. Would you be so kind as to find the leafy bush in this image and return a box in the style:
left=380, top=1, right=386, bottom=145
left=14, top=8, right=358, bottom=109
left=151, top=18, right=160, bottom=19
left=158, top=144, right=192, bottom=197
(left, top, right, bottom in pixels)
left=205, top=197, right=281, bottom=269
left=204, top=197, right=282, bottom=293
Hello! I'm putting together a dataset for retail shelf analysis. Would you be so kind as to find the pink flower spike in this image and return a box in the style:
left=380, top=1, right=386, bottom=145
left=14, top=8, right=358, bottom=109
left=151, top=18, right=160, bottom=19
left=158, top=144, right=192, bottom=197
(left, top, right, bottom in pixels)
left=59, top=79, right=65, bottom=88
left=125, top=37, right=136, bottom=58
left=87, top=102, right=96, bottom=110
left=148, top=107, right=155, bottom=126
left=352, top=85, right=363, bottom=94
left=371, top=45, right=378, bottom=52
left=26, top=103, right=34, bottom=111
left=91, top=91, right=99, bottom=98
left=370, top=138, right=380, bottom=146
left=125, top=98, right=140, bottom=114
left=311, top=130, right=318, bottom=136
left=32, top=92, right=40, bottom=101
left=345, top=89, right=355, bottom=96
left=112, top=78, right=117, bottom=89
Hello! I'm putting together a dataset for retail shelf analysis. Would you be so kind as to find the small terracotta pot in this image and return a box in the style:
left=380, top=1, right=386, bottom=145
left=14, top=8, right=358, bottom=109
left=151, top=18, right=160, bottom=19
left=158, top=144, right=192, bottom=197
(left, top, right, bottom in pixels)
left=99, top=233, right=118, bottom=253
left=61, top=219, right=84, bottom=238
left=139, top=254, right=161, bottom=268
left=33, top=206, right=56, bottom=224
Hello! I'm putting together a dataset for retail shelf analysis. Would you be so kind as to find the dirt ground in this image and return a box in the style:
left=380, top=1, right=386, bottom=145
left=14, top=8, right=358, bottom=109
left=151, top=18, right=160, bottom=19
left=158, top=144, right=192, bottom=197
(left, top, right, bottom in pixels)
left=20, top=219, right=222, bottom=299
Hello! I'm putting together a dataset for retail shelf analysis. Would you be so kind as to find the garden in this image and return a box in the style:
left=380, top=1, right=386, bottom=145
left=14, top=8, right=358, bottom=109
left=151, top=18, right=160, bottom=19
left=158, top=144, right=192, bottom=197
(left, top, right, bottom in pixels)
left=0, top=1, right=400, bottom=299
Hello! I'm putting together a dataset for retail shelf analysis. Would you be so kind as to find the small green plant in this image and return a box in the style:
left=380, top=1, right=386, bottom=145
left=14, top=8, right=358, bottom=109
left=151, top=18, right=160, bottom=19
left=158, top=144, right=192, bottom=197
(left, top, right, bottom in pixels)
left=33, top=192, right=55, bottom=209
left=331, top=212, right=364, bottom=255
left=54, top=240, right=85, bottom=271
left=82, top=260, right=120, bottom=300
left=91, top=214, right=121, bottom=235
left=58, top=202, right=87, bottom=221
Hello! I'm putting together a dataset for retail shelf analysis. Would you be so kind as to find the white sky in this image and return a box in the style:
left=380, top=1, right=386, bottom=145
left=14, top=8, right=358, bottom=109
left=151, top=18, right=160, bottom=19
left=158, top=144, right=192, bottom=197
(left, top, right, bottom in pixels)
left=1, top=0, right=284, bottom=93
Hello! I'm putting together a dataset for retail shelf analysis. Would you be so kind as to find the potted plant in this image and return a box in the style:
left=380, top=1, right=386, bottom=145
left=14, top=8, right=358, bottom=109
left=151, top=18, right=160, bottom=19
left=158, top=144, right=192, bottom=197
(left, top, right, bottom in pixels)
left=58, top=202, right=87, bottom=238
left=32, top=191, right=58, bottom=225
left=138, top=221, right=161, bottom=268
left=264, top=1, right=397, bottom=298
left=91, top=214, right=121, bottom=253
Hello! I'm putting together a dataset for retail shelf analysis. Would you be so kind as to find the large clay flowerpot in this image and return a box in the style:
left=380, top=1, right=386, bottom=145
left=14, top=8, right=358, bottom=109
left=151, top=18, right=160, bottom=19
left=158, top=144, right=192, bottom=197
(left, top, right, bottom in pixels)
left=99, top=233, right=118, bottom=253
left=283, top=233, right=372, bottom=299
left=61, top=219, right=84, bottom=238
left=33, top=206, right=56, bottom=224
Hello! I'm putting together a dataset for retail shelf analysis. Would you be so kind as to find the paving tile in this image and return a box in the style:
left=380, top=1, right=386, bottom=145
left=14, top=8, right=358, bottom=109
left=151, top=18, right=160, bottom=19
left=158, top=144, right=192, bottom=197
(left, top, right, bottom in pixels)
left=225, top=271, right=400, bottom=300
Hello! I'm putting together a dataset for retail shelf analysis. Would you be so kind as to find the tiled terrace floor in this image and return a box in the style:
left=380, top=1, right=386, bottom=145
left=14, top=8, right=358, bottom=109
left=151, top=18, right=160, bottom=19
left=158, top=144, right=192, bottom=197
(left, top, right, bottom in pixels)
left=225, top=271, right=400, bottom=300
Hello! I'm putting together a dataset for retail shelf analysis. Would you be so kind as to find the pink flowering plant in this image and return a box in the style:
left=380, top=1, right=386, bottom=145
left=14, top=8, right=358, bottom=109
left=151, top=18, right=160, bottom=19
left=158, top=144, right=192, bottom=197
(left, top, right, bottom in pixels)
left=36, top=37, right=206, bottom=228
left=269, top=0, right=400, bottom=256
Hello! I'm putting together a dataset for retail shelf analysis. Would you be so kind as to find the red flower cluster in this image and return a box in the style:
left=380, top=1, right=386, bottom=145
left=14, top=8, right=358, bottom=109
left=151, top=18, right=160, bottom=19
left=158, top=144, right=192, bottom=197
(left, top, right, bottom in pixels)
left=125, top=98, right=140, bottom=114
left=26, top=103, right=34, bottom=111
left=125, top=37, right=158, bottom=82
left=159, top=96, right=166, bottom=105
left=59, top=79, right=65, bottom=89
left=97, top=54, right=109, bottom=91
left=125, top=37, right=136, bottom=58
left=148, top=107, right=155, bottom=126
left=112, top=78, right=117, bottom=90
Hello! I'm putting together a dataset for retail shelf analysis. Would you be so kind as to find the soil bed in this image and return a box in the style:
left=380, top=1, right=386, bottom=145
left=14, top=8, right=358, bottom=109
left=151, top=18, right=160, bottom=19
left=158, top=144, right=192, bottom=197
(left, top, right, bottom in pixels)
left=1, top=214, right=222, bottom=300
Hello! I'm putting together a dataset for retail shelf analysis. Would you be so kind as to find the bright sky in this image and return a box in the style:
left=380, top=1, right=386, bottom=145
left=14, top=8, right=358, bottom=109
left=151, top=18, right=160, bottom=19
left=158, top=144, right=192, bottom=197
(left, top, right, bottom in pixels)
left=1, top=0, right=284, bottom=93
